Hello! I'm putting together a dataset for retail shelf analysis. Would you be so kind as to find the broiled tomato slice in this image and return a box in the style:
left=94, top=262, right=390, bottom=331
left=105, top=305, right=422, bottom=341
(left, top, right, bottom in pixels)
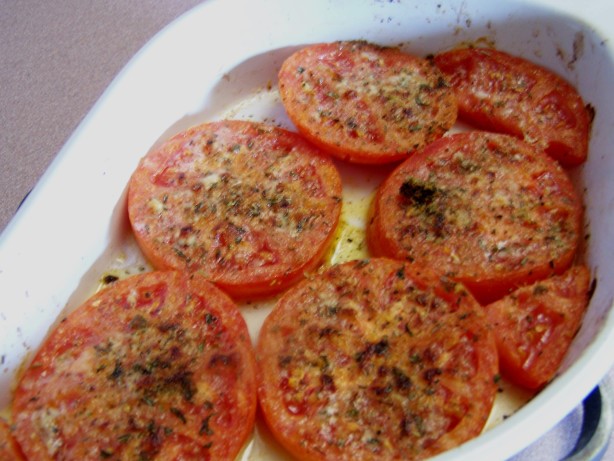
left=256, top=258, right=498, bottom=461
left=486, top=265, right=591, bottom=389
left=367, top=131, right=582, bottom=304
left=0, top=418, right=25, bottom=460
left=279, top=40, right=458, bottom=164
left=128, top=120, right=342, bottom=299
left=12, top=271, right=257, bottom=461
left=433, top=47, right=592, bottom=167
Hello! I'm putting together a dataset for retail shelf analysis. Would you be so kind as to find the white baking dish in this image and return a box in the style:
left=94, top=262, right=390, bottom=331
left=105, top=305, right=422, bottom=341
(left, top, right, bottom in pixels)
left=1, top=0, right=614, bottom=459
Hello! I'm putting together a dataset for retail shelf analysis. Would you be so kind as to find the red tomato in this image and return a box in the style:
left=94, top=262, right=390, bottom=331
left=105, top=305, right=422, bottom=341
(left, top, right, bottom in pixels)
left=12, top=271, right=257, bottom=461
left=257, top=258, right=498, bottom=461
left=0, top=419, right=25, bottom=461
left=486, top=265, right=591, bottom=389
left=279, top=41, right=458, bottom=164
left=128, top=120, right=342, bottom=299
left=433, top=47, right=591, bottom=167
left=367, top=131, right=583, bottom=304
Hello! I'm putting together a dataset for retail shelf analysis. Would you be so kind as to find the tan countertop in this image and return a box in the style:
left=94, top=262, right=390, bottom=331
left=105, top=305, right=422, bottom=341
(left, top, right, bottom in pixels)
left=1, top=1, right=613, bottom=460
left=0, top=0, right=203, bottom=233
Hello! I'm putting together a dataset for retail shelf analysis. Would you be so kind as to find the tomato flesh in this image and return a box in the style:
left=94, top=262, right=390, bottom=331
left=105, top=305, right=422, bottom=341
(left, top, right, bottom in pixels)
left=367, top=131, right=582, bottom=304
left=12, top=271, right=257, bottom=461
left=486, top=265, right=591, bottom=389
left=257, top=258, right=498, bottom=461
left=128, top=120, right=342, bottom=299
left=279, top=41, right=458, bottom=164
left=433, top=47, right=591, bottom=167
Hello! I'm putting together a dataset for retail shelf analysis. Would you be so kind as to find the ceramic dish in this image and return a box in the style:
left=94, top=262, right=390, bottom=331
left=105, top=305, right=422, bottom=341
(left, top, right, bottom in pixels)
left=1, top=0, right=614, bottom=459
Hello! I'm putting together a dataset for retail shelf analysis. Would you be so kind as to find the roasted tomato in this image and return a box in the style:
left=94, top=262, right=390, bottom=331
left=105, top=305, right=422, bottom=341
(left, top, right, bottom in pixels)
left=367, top=131, right=582, bottom=304
left=279, top=40, right=457, bottom=164
left=257, top=258, right=498, bottom=460
left=486, top=265, right=591, bottom=389
left=433, top=47, right=591, bottom=167
left=128, top=120, right=342, bottom=299
left=12, top=271, right=257, bottom=461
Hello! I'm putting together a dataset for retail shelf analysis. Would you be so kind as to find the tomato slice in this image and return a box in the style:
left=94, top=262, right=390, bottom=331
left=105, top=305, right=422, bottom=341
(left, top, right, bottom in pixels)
left=0, top=418, right=25, bottom=460
left=128, top=120, right=342, bottom=299
left=12, top=271, right=257, bottom=461
left=257, top=258, right=498, bottom=461
left=367, top=131, right=583, bottom=304
left=486, top=265, right=591, bottom=389
left=433, top=47, right=591, bottom=167
left=278, top=41, right=458, bottom=164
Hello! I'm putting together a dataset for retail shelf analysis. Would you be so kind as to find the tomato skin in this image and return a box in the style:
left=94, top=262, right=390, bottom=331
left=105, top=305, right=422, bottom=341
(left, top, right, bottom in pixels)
left=367, top=131, right=582, bottom=304
left=12, top=271, right=257, bottom=461
left=433, top=47, right=591, bottom=167
left=486, top=265, right=591, bottom=389
left=257, top=258, right=498, bottom=461
left=0, top=419, right=25, bottom=461
left=279, top=41, right=458, bottom=164
left=128, top=120, right=342, bottom=299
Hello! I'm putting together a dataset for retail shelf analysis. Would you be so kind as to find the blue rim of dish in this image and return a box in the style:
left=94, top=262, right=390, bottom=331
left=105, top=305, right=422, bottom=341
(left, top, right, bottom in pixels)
left=564, top=378, right=613, bottom=461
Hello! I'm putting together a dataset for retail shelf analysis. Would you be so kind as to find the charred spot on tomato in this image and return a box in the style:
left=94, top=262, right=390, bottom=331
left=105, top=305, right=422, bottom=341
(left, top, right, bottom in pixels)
left=355, top=339, right=390, bottom=365
left=200, top=414, right=215, bottom=436
left=129, top=314, right=149, bottom=331
left=435, top=75, right=448, bottom=89
left=165, top=369, right=196, bottom=402
left=117, top=433, right=132, bottom=444
left=320, top=374, right=336, bottom=392
left=422, top=367, right=443, bottom=385
left=108, top=361, right=123, bottom=381
left=319, top=326, right=338, bottom=337
left=139, top=420, right=164, bottom=458
left=371, top=383, right=393, bottom=397
left=94, top=341, right=113, bottom=357
left=454, top=153, right=480, bottom=173
left=400, top=413, right=427, bottom=438
left=399, top=178, right=437, bottom=207
left=170, top=407, right=187, bottom=424
left=180, top=225, right=194, bottom=236
left=157, top=322, right=180, bottom=333
left=132, top=363, right=153, bottom=376
left=412, top=292, right=430, bottom=307
left=392, top=367, right=413, bottom=391
left=533, top=284, right=549, bottom=296
left=205, top=312, right=218, bottom=325
left=440, top=277, right=458, bottom=293
left=209, top=354, right=236, bottom=368
left=173, top=247, right=190, bottom=261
